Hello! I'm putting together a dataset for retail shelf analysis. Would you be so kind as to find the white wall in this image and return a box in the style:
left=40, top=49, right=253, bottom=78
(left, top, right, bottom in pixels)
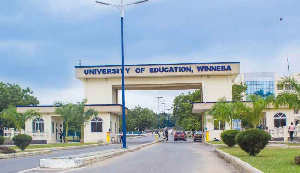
left=84, top=113, right=111, bottom=143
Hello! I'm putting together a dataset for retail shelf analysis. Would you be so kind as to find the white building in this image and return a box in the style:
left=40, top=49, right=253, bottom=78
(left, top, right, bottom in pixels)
left=17, top=62, right=240, bottom=143
left=193, top=72, right=300, bottom=141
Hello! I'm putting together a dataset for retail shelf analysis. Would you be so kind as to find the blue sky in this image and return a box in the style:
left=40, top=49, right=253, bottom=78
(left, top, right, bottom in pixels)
left=0, top=0, right=299, bottom=111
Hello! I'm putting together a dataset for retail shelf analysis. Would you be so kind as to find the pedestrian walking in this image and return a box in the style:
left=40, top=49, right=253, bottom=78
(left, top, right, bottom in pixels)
left=289, top=122, right=295, bottom=142
left=165, top=129, right=168, bottom=141
left=120, top=132, right=123, bottom=143
left=59, top=129, right=63, bottom=142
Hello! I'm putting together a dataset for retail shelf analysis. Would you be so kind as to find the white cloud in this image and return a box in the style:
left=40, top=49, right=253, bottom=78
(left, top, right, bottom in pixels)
left=0, top=40, right=39, bottom=57
left=34, top=83, right=84, bottom=105
left=119, top=90, right=191, bottom=112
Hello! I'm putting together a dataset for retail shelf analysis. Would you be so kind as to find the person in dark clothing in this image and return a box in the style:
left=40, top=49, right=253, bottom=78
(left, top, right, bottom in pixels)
left=120, top=132, right=123, bottom=143
left=59, top=129, right=63, bottom=142
left=165, top=129, right=168, bottom=141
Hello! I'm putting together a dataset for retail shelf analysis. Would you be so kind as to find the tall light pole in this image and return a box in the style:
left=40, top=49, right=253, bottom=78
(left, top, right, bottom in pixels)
left=155, top=96, right=163, bottom=130
left=95, top=0, right=148, bottom=148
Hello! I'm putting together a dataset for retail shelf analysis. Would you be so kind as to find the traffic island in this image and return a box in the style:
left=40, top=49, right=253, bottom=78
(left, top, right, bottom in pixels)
left=40, top=140, right=163, bottom=169
left=0, top=150, right=52, bottom=159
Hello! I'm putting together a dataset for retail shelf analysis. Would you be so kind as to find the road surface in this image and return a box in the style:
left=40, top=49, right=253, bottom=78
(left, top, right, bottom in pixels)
left=69, top=137, right=238, bottom=173
left=0, top=136, right=155, bottom=173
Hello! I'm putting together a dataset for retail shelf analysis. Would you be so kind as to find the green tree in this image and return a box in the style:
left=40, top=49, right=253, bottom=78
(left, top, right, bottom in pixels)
left=120, top=106, right=156, bottom=132
left=172, top=90, right=202, bottom=131
left=275, top=77, right=300, bottom=109
left=0, top=82, right=39, bottom=112
left=130, top=106, right=156, bottom=132
left=208, top=98, right=248, bottom=129
left=245, top=95, right=273, bottom=127
left=54, top=102, right=75, bottom=142
left=72, top=100, right=98, bottom=143
left=1, top=106, right=40, bottom=130
left=232, top=83, right=247, bottom=102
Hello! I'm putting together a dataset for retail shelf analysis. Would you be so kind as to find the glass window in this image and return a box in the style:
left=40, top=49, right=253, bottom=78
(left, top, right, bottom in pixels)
left=51, top=121, right=54, bottom=133
left=274, top=113, right=286, bottom=128
left=294, top=109, right=299, bottom=115
left=91, top=117, right=103, bottom=132
left=214, top=120, right=225, bottom=130
left=32, top=118, right=44, bottom=132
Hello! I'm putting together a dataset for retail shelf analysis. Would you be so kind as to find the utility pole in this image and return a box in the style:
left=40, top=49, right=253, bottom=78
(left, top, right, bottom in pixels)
left=95, top=0, right=148, bottom=148
left=155, top=97, right=163, bottom=130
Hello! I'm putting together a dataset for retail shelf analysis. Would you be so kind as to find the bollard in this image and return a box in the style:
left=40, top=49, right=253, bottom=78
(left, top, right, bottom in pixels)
left=206, top=131, right=210, bottom=142
left=107, top=132, right=110, bottom=143
left=155, top=134, right=159, bottom=141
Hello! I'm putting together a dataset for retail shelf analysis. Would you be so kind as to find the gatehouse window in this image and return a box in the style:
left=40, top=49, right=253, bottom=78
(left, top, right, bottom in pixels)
left=214, top=120, right=225, bottom=130
left=91, top=117, right=103, bottom=132
left=32, top=118, right=44, bottom=132
left=274, top=113, right=286, bottom=128
left=294, top=108, right=299, bottom=114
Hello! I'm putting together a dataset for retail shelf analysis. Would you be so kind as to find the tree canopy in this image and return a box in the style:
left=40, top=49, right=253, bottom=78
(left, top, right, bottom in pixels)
left=0, top=82, right=39, bottom=112
left=232, top=83, right=247, bottom=102
left=123, top=106, right=156, bottom=132
left=172, top=90, right=202, bottom=131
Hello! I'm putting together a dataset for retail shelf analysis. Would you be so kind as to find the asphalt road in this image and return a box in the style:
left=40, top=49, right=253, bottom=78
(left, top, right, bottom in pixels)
left=68, top=137, right=238, bottom=173
left=0, top=136, right=155, bottom=173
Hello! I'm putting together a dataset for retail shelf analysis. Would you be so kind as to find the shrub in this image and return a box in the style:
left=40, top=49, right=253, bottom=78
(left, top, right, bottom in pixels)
left=0, top=136, right=5, bottom=145
left=12, top=134, right=32, bottom=151
left=0, top=146, right=16, bottom=154
left=221, top=130, right=239, bottom=147
left=235, top=129, right=271, bottom=156
left=295, top=156, right=300, bottom=165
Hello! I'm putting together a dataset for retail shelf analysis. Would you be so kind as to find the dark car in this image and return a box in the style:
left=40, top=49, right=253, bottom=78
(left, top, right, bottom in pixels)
left=174, top=131, right=187, bottom=141
left=193, top=132, right=203, bottom=142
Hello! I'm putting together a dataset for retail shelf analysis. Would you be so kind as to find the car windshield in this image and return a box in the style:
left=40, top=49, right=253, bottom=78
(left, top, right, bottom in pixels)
left=175, top=132, right=183, bottom=134
left=195, top=132, right=202, bottom=135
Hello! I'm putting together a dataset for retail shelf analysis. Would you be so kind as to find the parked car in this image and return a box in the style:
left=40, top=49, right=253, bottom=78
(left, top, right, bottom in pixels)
left=174, top=131, right=187, bottom=141
left=193, top=131, right=203, bottom=142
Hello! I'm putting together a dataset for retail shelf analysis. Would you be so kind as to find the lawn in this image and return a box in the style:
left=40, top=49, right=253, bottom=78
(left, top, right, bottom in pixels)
left=207, top=141, right=225, bottom=145
left=219, top=147, right=300, bottom=173
left=11, top=142, right=98, bottom=150
left=285, top=142, right=300, bottom=146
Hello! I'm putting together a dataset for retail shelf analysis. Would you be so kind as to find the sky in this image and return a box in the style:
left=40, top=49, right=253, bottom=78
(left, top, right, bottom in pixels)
left=0, top=0, right=300, bottom=112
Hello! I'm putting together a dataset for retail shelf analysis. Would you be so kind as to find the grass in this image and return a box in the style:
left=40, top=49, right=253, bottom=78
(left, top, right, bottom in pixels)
left=207, top=141, right=225, bottom=144
left=11, top=142, right=98, bottom=150
left=285, top=142, right=300, bottom=146
left=219, top=147, right=300, bottom=173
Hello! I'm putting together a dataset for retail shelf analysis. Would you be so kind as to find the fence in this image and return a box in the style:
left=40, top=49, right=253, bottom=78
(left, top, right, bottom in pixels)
left=269, top=124, right=300, bottom=141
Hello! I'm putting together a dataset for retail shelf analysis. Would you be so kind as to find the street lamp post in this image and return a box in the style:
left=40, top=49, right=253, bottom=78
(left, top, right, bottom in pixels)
left=95, top=0, right=148, bottom=148
left=154, top=96, right=163, bottom=130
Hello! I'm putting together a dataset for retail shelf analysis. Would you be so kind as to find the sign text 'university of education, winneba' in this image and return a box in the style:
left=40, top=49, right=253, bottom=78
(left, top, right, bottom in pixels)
left=83, top=65, right=232, bottom=75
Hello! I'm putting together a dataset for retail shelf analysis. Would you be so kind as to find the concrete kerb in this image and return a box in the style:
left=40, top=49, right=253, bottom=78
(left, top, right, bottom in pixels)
left=215, top=148, right=263, bottom=173
left=0, top=150, right=52, bottom=159
left=0, top=143, right=110, bottom=159
left=203, top=141, right=227, bottom=148
left=40, top=140, right=164, bottom=169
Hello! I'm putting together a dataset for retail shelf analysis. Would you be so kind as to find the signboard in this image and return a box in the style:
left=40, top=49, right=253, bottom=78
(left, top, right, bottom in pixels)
left=75, top=62, right=240, bottom=79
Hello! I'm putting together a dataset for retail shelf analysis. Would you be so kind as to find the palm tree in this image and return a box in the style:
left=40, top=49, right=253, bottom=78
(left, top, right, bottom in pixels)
left=208, top=98, right=247, bottom=129
left=275, top=77, right=300, bottom=109
left=73, top=100, right=98, bottom=143
left=54, top=102, right=74, bottom=142
left=1, top=106, right=40, bottom=130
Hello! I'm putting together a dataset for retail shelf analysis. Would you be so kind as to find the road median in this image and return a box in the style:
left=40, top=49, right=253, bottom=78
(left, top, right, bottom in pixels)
left=40, top=140, right=163, bottom=169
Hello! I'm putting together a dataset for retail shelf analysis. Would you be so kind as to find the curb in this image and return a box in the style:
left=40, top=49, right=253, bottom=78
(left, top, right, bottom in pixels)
left=0, top=150, right=52, bottom=159
left=203, top=141, right=227, bottom=148
left=215, top=148, right=263, bottom=173
left=40, top=140, right=163, bottom=169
